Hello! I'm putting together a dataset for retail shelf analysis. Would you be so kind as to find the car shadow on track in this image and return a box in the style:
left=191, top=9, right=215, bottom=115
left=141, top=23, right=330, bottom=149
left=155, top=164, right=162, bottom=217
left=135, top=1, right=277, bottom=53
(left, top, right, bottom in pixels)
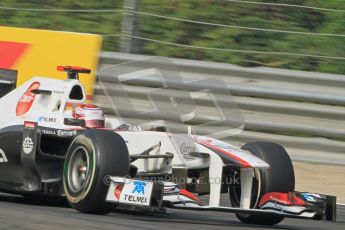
left=0, top=192, right=69, bottom=208
left=111, top=208, right=305, bottom=230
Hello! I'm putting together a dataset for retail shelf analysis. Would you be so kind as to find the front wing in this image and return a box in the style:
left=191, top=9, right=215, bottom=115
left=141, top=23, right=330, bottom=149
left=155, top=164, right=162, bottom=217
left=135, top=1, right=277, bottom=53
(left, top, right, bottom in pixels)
left=105, top=177, right=337, bottom=221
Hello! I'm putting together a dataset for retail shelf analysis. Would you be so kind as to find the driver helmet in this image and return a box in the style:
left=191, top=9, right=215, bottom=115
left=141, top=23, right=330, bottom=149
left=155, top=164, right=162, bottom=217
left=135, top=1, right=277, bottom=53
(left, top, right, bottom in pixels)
left=72, top=104, right=105, bottom=128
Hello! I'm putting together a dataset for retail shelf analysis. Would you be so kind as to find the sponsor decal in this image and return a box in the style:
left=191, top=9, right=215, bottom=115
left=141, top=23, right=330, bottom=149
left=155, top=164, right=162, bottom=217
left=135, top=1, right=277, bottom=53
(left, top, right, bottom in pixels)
left=16, top=82, right=40, bottom=116
left=0, top=149, right=8, bottom=163
left=114, top=184, right=124, bottom=200
left=259, top=192, right=305, bottom=207
left=200, top=139, right=251, bottom=167
left=53, top=90, right=64, bottom=94
left=123, top=194, right=148, bottom=204
left=270, top=195, right=290, bottom=205
left=122, top=181, right=149, bottom=204
left=24, top=121, right=36, bottom=129
left=38, top=117, right=57, bottom=123
left=210, top=139, right=241, bottom=152
left=132, top=181, right=147, bottom=195
left=57, top=130, right=76, bottom=137
left=106, top=179, right=153, bottom=206
left=309, top=193, right=322, bottom=199
left=302, top=193, right=316, bottom=202
left=41, top=129, right=57, bottom=135
left=22, top=137, right=34, bottom=154
left=180, top=142, right=195, bottom=159
left=41, top=128, right=76, bottom=137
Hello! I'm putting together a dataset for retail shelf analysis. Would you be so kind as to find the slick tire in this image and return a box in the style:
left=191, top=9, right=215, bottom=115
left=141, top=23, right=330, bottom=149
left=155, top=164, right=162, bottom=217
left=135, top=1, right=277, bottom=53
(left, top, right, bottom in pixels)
left=63, top=130, right=130, bottom=214
left=229, top=142, right=295, bottom=225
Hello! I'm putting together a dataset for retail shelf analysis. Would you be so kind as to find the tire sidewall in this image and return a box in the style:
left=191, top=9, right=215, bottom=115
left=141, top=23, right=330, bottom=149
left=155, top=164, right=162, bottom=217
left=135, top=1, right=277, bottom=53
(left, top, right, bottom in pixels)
left=63, top=134, right=98, bottom=204
left=63, top=130, right=130, bottom=214
left=229, top=141, right=295, bottom=225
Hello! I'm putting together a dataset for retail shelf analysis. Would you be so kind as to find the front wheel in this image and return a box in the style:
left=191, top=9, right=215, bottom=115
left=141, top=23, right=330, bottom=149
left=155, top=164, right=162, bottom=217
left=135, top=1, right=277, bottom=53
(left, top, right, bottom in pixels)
left=63, top=130, right=130, bottom=214
left=229, top=142, right=295, bottom=225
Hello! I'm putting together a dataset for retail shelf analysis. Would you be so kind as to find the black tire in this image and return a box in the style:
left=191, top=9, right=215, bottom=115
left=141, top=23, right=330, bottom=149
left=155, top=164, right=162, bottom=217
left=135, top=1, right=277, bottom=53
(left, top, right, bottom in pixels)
left=229, top=142, right=295, bottom=225
left=63, top=129, right=130, bottom=214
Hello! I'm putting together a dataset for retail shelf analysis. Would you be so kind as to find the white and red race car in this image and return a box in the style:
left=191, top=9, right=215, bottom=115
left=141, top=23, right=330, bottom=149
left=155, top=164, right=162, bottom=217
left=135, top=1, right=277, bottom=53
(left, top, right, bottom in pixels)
left=0, top=66, right=336, bottom=225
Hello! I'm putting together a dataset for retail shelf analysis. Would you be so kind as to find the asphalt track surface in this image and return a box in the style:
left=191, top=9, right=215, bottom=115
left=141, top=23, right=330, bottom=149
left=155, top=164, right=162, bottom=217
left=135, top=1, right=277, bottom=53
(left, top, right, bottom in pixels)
left=0, top=193, right=344, bottom=230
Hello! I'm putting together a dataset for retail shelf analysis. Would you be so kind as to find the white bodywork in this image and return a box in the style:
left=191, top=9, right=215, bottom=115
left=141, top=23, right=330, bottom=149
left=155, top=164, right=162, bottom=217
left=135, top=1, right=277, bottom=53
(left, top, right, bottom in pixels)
left=0, top=76, right=269, bottom=207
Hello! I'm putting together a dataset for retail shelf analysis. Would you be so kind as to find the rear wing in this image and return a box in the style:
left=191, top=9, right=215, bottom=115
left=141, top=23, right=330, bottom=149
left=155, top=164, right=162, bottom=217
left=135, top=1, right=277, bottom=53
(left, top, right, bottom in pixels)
left=57, top=66, right=91, bottom=80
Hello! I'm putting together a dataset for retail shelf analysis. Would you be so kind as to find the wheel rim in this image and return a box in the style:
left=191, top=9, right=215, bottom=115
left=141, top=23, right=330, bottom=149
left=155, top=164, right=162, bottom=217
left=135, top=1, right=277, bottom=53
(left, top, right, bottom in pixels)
left=67, top=146, right=90, bottom=193
left=229, top=168, right=261, bottom=209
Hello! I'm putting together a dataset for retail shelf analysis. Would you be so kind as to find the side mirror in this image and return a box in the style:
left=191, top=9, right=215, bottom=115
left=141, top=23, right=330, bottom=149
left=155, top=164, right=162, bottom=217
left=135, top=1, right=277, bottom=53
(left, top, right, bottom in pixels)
left=64, top=118, right=86, bottom=127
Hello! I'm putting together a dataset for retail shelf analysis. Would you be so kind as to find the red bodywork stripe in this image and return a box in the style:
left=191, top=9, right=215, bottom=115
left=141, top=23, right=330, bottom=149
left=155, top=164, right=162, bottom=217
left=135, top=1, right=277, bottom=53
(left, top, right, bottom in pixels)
left=200, top=141, right=251, bottom=167
left=259, top=192, right=306, bottom=207
left=179, top=188, right=200, bottom=202
left=0, top=41, right=30, bottom=69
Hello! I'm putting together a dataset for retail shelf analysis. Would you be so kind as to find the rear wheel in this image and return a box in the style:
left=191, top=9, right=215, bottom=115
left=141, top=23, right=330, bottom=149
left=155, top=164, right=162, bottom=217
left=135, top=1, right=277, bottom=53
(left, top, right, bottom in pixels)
left=229, top=142, right=295, bottom=225
left=63, top=130, right=130, bottom=214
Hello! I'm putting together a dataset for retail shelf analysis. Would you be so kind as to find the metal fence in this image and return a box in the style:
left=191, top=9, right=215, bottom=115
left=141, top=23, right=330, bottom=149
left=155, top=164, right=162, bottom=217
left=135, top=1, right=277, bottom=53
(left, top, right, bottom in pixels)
left=95, top=52, right=345, bottom=165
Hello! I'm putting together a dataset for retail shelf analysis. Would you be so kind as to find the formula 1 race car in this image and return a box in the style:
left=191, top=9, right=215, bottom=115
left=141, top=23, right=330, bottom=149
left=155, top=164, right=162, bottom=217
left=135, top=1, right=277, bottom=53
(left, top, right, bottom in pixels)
left=0, top=66, right=337, bottom=225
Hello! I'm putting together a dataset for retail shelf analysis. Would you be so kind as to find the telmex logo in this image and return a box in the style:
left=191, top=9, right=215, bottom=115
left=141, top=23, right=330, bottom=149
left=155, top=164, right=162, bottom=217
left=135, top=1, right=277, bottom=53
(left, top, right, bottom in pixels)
left=38, top=117, right=57, bottom=123
left=16, top=82, right=40, bottom=116
left=132, top=181, right=147, bottom=194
